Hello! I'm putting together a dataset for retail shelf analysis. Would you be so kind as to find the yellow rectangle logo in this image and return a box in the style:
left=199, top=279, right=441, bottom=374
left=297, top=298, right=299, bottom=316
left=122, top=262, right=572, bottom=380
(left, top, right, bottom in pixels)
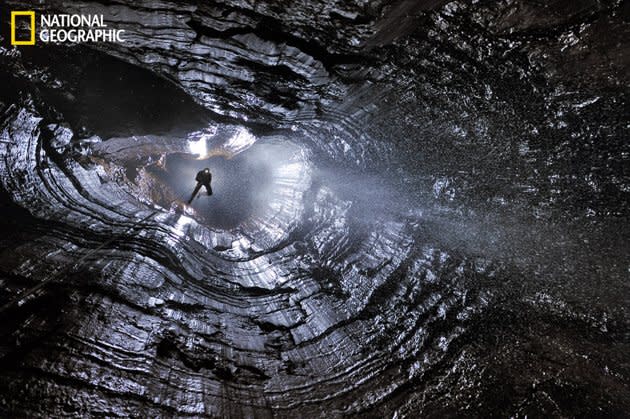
left=11, top=11, right=36, bottom=46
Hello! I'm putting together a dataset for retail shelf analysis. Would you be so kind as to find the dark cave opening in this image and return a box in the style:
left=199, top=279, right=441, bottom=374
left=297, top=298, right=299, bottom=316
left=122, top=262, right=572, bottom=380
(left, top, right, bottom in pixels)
left=18, top=46, right=212, bottom=139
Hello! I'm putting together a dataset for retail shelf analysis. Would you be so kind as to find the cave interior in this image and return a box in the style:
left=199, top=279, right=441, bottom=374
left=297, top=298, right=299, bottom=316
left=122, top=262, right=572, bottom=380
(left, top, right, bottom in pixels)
left=0, top=0, right=629, bottom=417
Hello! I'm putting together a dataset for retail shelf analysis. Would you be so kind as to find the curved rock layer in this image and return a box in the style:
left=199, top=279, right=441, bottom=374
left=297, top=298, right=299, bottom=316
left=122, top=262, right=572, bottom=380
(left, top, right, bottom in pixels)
left=0, top=0, right=629, bottom=417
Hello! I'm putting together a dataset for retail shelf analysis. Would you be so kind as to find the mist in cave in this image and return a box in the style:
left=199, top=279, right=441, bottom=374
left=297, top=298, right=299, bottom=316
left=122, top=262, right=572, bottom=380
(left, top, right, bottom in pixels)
left=0, top=0, right=629, bottom=417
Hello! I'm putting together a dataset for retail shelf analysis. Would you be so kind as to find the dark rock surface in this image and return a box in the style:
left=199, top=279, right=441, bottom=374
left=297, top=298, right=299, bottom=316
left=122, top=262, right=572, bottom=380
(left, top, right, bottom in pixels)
left=0, top=0, right=629, bottom=417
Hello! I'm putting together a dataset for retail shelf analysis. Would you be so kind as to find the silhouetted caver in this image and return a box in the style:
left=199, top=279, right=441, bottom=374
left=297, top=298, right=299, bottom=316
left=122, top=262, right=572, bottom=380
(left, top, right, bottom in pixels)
left=187, top=168, right=213, bottom=204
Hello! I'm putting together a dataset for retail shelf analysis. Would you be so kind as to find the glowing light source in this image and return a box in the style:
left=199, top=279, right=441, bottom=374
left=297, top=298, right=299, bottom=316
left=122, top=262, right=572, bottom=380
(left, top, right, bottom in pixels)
left=187, top=126, right=255, bottom=159
left=187, top=126, right=217, bottom=159
left=188, top=137, right=207, bottom=158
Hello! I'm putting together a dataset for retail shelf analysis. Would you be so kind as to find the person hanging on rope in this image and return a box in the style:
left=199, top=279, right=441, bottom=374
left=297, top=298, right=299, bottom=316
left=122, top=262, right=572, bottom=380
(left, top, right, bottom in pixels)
left=187, top=168, right=213, bottom=204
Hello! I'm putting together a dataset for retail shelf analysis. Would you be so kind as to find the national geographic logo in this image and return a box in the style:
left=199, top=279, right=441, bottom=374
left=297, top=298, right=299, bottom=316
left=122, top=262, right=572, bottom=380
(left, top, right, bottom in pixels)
left=11, top=11, right=35, bottom=45
left=10, top=10, right=126, bottom=45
